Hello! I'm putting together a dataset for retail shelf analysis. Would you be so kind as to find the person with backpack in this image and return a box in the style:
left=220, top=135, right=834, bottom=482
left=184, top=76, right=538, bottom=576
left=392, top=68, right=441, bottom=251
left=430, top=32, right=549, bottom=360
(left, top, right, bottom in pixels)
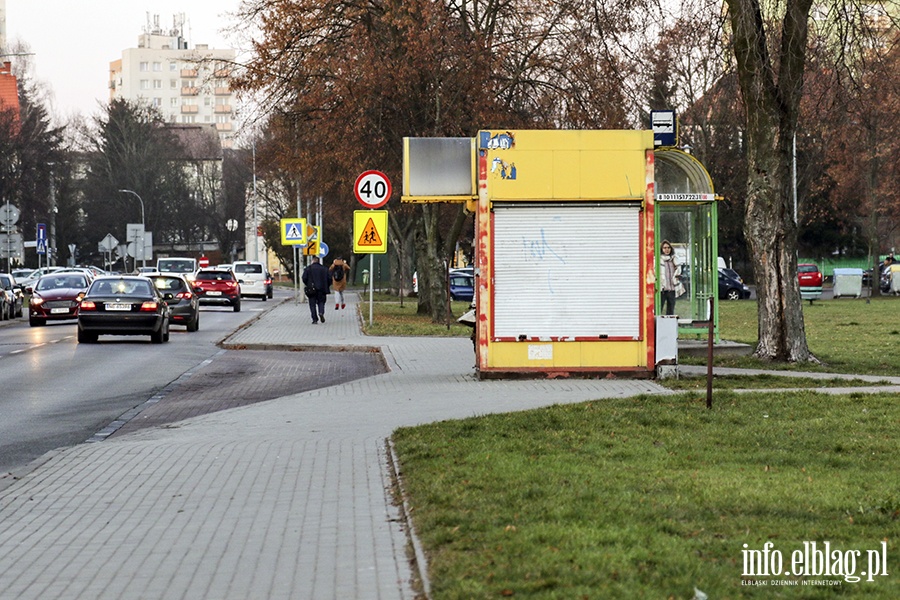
left=329, top=257, right=351, bottom=310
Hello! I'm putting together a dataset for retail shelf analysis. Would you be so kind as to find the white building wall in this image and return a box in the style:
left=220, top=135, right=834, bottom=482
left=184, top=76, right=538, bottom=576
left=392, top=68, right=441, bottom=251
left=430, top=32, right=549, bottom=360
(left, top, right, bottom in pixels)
left=110, top=20, right=236, bottom=148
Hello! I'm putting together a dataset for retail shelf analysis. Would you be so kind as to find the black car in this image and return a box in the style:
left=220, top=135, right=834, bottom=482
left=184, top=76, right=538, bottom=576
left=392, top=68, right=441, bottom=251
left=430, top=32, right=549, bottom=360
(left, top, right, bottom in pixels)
left=719, top=268, right=751, bottom=300
left=76, top=276, right=170, bottom=343
left=150, top=274, right=200, bottom=331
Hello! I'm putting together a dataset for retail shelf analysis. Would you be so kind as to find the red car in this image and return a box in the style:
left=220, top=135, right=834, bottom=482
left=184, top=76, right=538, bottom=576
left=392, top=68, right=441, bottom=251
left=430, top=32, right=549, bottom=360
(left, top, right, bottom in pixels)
left=192, top=268, right=241, bottom=312
left=28, top=273, right=91, bottom=326
left=798, top=263, right=823, bottom=300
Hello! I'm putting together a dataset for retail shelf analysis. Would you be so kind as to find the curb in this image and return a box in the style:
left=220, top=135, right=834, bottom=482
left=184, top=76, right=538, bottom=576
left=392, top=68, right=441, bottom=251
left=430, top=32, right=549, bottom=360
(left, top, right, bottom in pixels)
left=386, top=438, right=431, bottom=600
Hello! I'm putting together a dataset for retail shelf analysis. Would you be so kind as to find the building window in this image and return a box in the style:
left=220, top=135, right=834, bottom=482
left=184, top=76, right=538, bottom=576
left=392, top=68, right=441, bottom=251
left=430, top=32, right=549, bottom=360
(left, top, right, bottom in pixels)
left=153, top=79, right=162, bottom=89
left=215, top=115, right=229, bottom=124
left=171, top=97, right=179, bottom=107
left=153, top=98, right=161, bottom=107
left=153, top=62, right=162, bottom=72
left=170, top=79, right=178, bottom=89
left=139, top=62, right=149, bottom=72
left=169, top=62, right=177, bottom=71
left=182, top=115, right=196, bottom=124
left=140, top=80, right=150, bottom=90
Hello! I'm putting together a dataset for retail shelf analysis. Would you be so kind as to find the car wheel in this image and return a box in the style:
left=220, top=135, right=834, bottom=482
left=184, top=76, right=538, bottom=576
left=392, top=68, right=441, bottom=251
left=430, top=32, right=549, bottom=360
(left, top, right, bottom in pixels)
left=29, top=316, right=44, bottom=327
left=15, top=305, right=22, bottom=318
left=726, top=289, right=741, bottom=301
left=77, top=328, right=97, bottom=343
left=187, top=312, right=199, bottom=332
left=151, top=326, right=165, bottom=344
left=163, top=322, right=170, bottom=343
left=262, top=294, right=267, bottom=301
left=233, top=299, right=241, bottom=312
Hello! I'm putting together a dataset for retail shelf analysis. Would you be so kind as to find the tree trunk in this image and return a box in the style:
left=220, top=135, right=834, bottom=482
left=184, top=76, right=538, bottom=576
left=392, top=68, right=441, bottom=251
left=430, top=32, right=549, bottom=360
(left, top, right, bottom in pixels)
left=726, top=0, right=816, bottom=362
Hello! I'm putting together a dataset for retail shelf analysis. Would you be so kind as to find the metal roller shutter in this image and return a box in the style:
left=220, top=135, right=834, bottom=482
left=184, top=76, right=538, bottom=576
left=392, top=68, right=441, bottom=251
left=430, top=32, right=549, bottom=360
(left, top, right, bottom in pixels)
left=493, top=203, right=641, bottom=339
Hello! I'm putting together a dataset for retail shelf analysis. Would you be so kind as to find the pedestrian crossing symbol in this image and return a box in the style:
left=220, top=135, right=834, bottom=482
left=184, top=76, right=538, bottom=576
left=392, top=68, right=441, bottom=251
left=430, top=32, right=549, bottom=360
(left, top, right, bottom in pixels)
left=353, top=210, right=388, bottom=254
left=280, top=218, right=307, bottom=245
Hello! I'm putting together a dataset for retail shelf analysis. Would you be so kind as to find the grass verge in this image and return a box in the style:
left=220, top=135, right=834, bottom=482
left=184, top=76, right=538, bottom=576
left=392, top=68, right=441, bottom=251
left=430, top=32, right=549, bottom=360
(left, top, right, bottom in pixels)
left=686, top=296, right=900, bottom=376
left=393, top=391, right=900, bottom=598
left=359, top=296, right=473, bottom=337
left=660, top=374, right=894, bottom=391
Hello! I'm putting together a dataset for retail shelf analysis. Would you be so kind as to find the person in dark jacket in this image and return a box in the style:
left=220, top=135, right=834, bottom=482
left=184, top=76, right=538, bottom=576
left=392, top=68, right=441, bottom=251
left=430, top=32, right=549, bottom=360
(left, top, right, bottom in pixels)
left=301, top=256, right=331, bottom=324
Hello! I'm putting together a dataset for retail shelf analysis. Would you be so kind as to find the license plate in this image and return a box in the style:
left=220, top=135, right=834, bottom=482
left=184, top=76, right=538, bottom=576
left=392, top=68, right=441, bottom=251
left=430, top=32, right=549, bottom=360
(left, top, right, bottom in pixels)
left=50, top=307, right=70, bottom=314
left=106, top=303, right=132, bottom=311
left=206, top=291, right=222, bottom=296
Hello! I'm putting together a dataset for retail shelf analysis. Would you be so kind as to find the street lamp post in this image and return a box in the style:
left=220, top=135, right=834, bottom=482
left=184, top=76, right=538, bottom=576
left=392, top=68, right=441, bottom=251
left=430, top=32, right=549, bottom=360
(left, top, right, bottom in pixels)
left=117, top=189, right=146, bottom=269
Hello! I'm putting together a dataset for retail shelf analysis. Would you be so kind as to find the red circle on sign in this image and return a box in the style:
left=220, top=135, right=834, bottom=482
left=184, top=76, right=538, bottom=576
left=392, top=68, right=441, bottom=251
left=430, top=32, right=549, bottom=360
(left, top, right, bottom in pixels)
left=199, top=256, right=210, bottom=268
left=354, top=170, right=392, bottom=209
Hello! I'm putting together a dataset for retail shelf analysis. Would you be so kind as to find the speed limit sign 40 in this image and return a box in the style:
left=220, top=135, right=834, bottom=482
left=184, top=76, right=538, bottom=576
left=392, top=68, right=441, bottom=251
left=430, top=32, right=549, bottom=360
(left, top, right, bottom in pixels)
left=354, top=170, right=392, bottom=209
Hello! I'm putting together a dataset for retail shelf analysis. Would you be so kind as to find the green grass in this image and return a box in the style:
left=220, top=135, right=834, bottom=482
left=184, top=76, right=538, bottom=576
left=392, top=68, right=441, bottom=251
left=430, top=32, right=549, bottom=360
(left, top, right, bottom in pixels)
left=660, top=374, right=894, bottom=391
left=689, top=297, right=900, bottom=376
left=393, top=392, right=900, bottom=598
left=359, top=295, right=473, bottom=337
left=389, top=296, right=900, bottom=598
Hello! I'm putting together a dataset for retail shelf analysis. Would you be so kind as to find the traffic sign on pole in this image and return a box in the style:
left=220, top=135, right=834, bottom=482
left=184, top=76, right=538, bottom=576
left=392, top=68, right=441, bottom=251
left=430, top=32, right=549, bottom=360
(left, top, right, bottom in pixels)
left=280, top=218, right=307, bottom=245
left=354, top=170, right=392, bottom=209
left=353, top=210, right=388, bottom=253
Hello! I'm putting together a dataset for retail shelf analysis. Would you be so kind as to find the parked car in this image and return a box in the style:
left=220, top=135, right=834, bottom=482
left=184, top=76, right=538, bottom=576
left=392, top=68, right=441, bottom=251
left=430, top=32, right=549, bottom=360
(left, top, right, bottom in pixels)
left=28, top=273, right=91, bottom=326
left=718, top=268, right=751, bottom=300
left=0, top=273, right=24, bottom=318
left=76, top=276, right=170, bottom=343
left=16, top=266, right=65, bottom=289
left=798, top=263, right=823, bottom=300
left=232, top=261, right=268, bottom=301
left=192, top=268, right=241, bottom=312
left=150, top=274, right=200, bottom=332
left=449, top=273, right=475, bottom=301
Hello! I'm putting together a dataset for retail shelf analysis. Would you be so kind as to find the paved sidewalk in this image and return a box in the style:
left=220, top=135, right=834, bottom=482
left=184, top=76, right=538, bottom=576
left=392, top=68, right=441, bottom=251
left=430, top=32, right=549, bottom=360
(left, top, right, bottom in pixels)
left=0, top=292, right=667, bottom=600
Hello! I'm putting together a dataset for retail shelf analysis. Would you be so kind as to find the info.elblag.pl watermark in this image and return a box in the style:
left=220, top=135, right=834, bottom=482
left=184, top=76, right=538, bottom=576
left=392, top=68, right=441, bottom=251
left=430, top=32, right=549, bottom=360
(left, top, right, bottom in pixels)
left=742, top=541, right=889, bottom=586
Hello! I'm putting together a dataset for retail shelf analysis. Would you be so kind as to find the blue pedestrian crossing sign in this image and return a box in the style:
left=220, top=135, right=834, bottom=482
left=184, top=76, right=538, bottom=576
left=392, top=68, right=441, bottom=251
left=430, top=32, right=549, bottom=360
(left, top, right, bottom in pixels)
left=280, top=218, right=307, bottom=245
left=36, top=223, right=47, bottom=255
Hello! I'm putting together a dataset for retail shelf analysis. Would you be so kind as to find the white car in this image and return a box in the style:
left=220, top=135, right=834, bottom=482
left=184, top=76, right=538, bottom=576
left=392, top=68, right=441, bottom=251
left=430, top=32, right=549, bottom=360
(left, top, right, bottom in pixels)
left=232, top=261, right=268, bottom=300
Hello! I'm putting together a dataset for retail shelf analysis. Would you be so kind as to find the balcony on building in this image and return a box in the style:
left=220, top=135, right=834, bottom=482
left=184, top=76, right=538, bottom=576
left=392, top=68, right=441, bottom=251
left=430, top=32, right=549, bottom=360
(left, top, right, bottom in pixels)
left=181, top=87, right=200, bottom=96
left=215, top=122, right=233, bottom=132
left=181, top=105, right=199, bottom=114
left=214, top=69, right=231, bottom=78
left=180, top=69, right=199, bottom=78
left=214, top=86, right=231, bottom=96
left=214, top=104, right=232, bottom=114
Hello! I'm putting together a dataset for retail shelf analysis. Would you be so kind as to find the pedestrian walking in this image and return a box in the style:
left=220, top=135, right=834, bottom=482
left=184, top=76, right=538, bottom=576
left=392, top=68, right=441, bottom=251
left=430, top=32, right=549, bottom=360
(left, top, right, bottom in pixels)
left=329, top=257, right=351, bottom=310
left=301, top=256, right=331, bottom=324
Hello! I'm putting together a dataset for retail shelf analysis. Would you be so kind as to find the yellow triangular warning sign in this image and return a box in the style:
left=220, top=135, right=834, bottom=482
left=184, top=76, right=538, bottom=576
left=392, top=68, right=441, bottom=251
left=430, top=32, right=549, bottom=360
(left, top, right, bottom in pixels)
left=357, top=218, right=383, bottom=246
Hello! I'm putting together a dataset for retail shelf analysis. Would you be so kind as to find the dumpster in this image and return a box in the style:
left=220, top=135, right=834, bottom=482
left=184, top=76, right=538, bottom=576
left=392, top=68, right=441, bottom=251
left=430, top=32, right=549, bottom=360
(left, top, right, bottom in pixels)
left=833, top=268, right=863, bottom=298
left=891, top=265, right=900, bottom=295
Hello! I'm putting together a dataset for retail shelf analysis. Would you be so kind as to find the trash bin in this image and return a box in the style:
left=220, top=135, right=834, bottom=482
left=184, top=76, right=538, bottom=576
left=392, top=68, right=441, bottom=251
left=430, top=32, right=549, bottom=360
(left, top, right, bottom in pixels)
left=891, top=265, right=900, bottom=295
left=833, top=268, right=863, bottom=298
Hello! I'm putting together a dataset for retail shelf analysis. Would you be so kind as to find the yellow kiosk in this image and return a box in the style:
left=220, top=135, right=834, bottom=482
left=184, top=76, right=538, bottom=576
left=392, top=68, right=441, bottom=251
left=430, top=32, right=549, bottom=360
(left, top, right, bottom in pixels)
left=403, top=129, right=717, bottom=379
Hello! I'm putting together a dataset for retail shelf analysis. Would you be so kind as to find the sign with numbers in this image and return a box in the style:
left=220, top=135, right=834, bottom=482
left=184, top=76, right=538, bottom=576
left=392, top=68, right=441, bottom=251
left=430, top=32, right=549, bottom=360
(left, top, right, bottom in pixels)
left=354, top=170, right=392, bottom=209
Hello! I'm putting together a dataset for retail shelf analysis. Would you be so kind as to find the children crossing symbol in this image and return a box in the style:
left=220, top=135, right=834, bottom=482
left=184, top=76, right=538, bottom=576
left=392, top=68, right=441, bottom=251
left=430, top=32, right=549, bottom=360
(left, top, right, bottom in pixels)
left=358, top=218, right=382, bottom=246
left=353, top=210, right=388, bottom=254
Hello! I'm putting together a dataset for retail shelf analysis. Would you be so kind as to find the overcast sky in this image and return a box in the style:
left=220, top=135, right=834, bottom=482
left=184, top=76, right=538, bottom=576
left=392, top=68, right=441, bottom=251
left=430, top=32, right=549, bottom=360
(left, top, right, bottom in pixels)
left=5, top=1, right=243, bottom=120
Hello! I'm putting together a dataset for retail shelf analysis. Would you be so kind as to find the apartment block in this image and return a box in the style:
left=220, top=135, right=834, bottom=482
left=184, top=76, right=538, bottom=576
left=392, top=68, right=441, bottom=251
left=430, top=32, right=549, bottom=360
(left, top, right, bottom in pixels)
left=109, top=14, right=236, bottom=148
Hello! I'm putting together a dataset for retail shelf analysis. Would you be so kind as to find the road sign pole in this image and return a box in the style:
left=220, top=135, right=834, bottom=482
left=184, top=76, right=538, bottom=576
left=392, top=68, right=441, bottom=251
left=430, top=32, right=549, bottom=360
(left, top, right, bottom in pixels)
left=369, top=253, right=374, bottom=326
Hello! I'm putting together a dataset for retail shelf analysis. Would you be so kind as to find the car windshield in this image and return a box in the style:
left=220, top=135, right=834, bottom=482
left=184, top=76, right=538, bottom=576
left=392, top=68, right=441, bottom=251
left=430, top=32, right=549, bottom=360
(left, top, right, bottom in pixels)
left=0, top=275, right=11, bottom=288
left=233, top=264, right=263, bottom=274
left=151, top=277, right=186, bottom=292
left=798, top=265, right=818, bottom=273
left=158, top=260, right=195, bottom=273
left=36, top=276, right=88, bottom=291
left=196, top=271, right=233, bottom=281
left=91, top=279, right=153, bottom=296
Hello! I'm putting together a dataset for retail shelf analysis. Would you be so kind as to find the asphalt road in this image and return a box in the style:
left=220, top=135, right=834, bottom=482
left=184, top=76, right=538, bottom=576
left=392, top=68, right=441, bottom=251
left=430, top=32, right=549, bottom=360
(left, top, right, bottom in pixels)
left=0, top=296, right=271, bottom=475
